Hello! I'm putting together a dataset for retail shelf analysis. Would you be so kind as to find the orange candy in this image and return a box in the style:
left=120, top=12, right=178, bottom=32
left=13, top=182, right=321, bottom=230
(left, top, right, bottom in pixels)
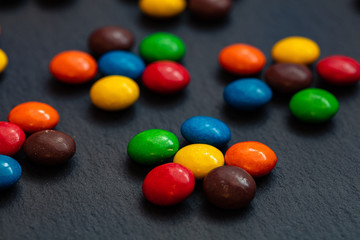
left=219, top=44, right=266, bottom=75
left=225, top=141, right=277, bottom=177
left=50, top=50, right=97, bottom=84
left=8, top=102, right=60, bottom=133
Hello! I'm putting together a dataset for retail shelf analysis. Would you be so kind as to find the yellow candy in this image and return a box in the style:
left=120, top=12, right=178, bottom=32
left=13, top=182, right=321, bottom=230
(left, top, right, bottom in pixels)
left=139, top=0, right=186, bottom=18
left=90, top=75, right=139, bottom=111
left=271, top=36, right=320, bottom=65
left=0, top=49, right=8, bottom=73
left=173, top=144, right=224, bottom=179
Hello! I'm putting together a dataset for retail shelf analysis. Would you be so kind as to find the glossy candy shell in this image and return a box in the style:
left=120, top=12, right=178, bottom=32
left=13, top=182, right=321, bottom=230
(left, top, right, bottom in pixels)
left=0, top=155, right=22, bottom=190
left=139, top=0, right=186, bottom=18
left=0, top=122, right=26, bottom=156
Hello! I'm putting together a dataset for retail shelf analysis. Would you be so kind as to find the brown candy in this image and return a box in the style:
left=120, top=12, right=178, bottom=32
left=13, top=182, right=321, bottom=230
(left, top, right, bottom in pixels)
left=23, top=130, right=76, bottom=165
left=188, top=0, right=232, bottom=19
left=88, top=26, right=134, bottom=56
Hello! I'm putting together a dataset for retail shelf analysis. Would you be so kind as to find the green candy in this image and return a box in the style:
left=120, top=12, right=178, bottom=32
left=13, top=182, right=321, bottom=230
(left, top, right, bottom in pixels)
left=289, top=88, right=339, bottom=122
left=139, top=32, right=186, bottom=62
left=127, top=129, right=179, bottom=165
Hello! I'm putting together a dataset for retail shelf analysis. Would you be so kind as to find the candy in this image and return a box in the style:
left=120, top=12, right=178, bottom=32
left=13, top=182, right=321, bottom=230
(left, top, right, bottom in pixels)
left=271, top=36, right=320, bottom=65
left=23, top=130, right=76, bottom=165
left=203, top=166, right=256, bottom=209
left=98, top=51, right=145, bottom=79
left=316, top=55, right=360, bottom=85
left=223, top=78, right=272, bottom=110
left=0, top=122, right=25, bottom=156
left=139, top=0, right=186, bottom=18
left=0, top=155, right=21, bottom=190
left=127, top=129, right=179, bottom=165
left=265, top=63, right=313, bottom=94
left=289, top=88, right=339, bottom=122
left=90, top=75, right=140, bottom=111
left=49, top=50, right=97, bottom=84
left=0, top=49, right=8, bottom=73
left=188, top=0, right=232, bottom=19
left=142, top=61, right=190, bottom=94
left=219, top=44, right=266, bottom=75
left=139, top=33, right=186, bottom=62
left=180, top=116, right=231, bottom=147
left=8, top=101, right=59, bottom=133
left=225, top=141, right=277, bottom=178
left=88, top=26, right=134, bottom=56
left=142, top=163, right=195, bottom=206
left=173, top=144, right=224, bottom=179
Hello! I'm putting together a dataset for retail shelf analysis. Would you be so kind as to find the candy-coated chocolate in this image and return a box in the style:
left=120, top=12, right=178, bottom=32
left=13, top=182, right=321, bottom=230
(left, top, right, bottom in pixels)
left=316, top=55, right=360, bottom=85
left=188, top=0, right=232, bottom=19
left=139, top=33, right=186, bottom=62
left=23, top=130, right=76, bottom=165
left=142, top=163, right=195, bottom=206
left=180, top=116, right=231, bottom=147
left=49, top=50, right=97, bottom=84
left=225, top=141, right=277, bottom=178
left=142, top=61, right=190, bottom=94
left=98, top=51, right=145, bottom=79
left=0, top=155, right=21, bottom=190
left=173, top=144, right=224, bottom=179
left=219, top=44, right=266, bottom=75
left=289, top=88, right=339, bottom=122
left=8, top=101, right=60, bottom=133
left=0, top=49, right=8, bottom=73
left=88, top=26, right=134, bottom=56
left=272, top=36, right=320, bottom=65
left=0, top=122, right=25, bottom=156
left=223, top=78, right=272, bottom=110
left=90, top=75, right=140, bottom=111
left=127, top=129, right=179, bottom=165
left=203, top=166, right=256, bottom=209
left=139, top=0, right=186, bottom=18
left=265, top=63, right=313, bottom=94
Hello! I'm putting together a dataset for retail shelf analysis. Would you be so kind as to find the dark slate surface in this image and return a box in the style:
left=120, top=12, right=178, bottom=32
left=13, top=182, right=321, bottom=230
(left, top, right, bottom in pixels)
left=0, top=0, right=360, bottom=239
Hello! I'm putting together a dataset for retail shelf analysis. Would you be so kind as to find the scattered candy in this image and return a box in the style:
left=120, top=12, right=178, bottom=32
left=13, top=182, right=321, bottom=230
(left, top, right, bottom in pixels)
left=289, top=88, right=339, bottom=122
left=139, top=32, right=186, bottom=62
left=316, top=55, right=360, bottom=85
left=0, top=49, right=8, bottom=73
left=219, top=43, right=266, bottom=75
left=23, top=130, right=76, bottom=165
left=188, top=0, right=232, bottom=19
left=142, top=61, right=190, bottom=94
left=139, top=0, right=187, bottom=18
left=180, top=116, right=231, bottom=147
left=223, top=78, right=272, bottom=110
left=173, top=144, right=224, bottom=179
left=0, top=122, right=25, bottom=156
left=90, top=75, right=140, bottom=111
left=0, top=155, right=21, bottom=190
left=8, top=101, right=59, bottom=133
left=265, top=63, right=313, bottom=94
left=203, top=166, right=256, bottom=209
left=142, top=163, right=195, bottom=206
left=88, top=26, right=134, bottom=56
left=225, top=141, right=277, bottom=178
left=49, top=50, right=97, bottom=84
left=271, top=36, right=320, bottom=65
left=98, top=50, right=145, bottom=79
left=127, top=129, right=179, bottom=165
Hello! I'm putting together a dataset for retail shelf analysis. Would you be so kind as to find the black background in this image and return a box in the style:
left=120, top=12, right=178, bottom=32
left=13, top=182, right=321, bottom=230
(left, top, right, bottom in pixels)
left=1, top=0, right=360, bottom=239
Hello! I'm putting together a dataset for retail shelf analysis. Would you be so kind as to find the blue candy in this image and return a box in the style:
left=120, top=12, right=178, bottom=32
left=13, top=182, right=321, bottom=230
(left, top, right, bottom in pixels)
left=181, top=116, right=231, bottom=147
left=98, top=51, right=145, bottom=79
left=223, top=78, right=272, bottom=110
left=0, top=155, right=21, bottom=191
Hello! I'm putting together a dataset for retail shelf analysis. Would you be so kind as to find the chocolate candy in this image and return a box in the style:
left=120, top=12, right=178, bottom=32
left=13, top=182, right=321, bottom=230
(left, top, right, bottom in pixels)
left=88, top=26, right=134, bottom=56
left=188, top=0, right=232, bottom=19
left=23, top=130, right=76, bottom=165
left=139, top=0, right=187, bottom=18
left=203, top=166, right=256, bottom=209
left=265, top=63, right=312, bottom=94
left=0, top=122, right=26, bottom=156
left=0, top=155, right=22, bottom=190
left=0, top=49, right=8, bottom=73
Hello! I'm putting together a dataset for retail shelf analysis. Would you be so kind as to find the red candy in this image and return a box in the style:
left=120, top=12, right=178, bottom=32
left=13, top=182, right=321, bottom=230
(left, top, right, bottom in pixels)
left=142, top=163, right=195, bottom=206
left=316, top=55, right=360, bottom=85
left=142, top=61, right=190, bottom=94
left=0, top=122, right=26, bottom=156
